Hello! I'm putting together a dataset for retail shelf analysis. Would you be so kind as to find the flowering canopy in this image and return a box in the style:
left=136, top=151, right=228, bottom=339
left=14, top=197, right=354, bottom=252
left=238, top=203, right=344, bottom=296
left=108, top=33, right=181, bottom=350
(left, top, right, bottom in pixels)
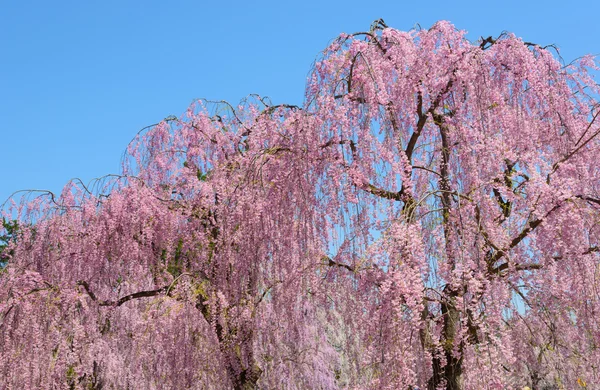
left=2, top=20, right=600, bottom=389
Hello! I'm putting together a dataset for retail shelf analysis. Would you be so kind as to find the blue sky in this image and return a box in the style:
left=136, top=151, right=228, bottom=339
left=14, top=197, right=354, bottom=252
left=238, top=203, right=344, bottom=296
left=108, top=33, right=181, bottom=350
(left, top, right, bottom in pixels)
left=1, top=0, right=599, bottom=204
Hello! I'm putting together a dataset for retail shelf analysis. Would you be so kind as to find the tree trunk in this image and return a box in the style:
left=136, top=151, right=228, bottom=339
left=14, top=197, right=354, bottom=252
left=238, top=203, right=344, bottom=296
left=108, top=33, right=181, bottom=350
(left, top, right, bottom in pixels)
left=427, top=287, right=463, bottom=390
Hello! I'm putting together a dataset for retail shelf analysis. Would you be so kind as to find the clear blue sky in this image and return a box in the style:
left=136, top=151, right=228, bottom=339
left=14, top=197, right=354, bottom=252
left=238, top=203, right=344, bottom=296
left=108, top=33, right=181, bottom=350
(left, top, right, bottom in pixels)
left=2, top=0, right=599, bottom=204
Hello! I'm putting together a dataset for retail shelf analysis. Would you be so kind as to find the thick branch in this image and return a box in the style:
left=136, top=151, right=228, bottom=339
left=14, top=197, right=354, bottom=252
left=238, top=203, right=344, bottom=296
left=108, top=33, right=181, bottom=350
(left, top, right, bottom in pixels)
left=576, top=195, right=600, bottom=207
left=491, top=159, right=516, bottom=223
left=319, top=138, right=356, bottom=152
left=406, top=91, right=428, bottom=163
left=432, top=112, right=452, bottom=227
left=322, top=256, right=355, bottom=273
left=77, top=280, right=169, bottom=307
left=489, top=262, right=543, bottom=276
left=479, top=36, right=496, bottom=50
left=488, top=203, right=562, bottom=266
left=362, top=183, right=404, bottom=201
left=386, top=102, right=400, bottom=134
left=492, top=188, right=511, bottom=221
left=406, top=77, right=454, bottom=164
left=551, top=246, right=598, bottom=260
left=475, top=205, right=501, bottom=253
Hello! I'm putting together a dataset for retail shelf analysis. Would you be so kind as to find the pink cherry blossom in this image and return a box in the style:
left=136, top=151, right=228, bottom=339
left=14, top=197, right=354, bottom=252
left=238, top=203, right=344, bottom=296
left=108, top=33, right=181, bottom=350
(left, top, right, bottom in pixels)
left=2, top=20, right=600, bottom=389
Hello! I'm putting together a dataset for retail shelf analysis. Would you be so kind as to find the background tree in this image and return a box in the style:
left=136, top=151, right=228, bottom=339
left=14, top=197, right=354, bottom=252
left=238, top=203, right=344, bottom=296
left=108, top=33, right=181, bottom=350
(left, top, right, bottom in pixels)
left=0, top=218, right=19, bottom=268
left=1, top=20, right=600, bottom=389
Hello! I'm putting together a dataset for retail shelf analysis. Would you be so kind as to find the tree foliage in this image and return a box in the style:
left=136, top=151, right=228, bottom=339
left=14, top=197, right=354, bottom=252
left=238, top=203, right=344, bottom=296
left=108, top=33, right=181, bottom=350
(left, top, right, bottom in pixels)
left=2, top=20, right=600, bottom=389
left=0, top=218, right=19, bottom=268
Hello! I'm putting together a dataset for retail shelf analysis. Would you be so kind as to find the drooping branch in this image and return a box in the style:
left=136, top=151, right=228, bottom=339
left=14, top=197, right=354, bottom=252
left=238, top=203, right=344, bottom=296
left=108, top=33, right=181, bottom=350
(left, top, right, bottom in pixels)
left=332, top=51, right=369, bottom=103
left=261, top=103, right=302, bottom=116
left=320, top=138, right=406, bottom=202
left=548, top=108, right=600, bottom=180
left=350, top=19, right=388, bottom=56
left=413, top=165, right=443, bottom=177
left=566, top=106, right=600, bottom=157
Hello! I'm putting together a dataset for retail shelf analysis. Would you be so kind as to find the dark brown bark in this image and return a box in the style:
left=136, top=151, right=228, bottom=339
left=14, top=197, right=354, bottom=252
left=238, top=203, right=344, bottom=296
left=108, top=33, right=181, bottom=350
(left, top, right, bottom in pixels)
left=440, top=289, right=463, bottom=390
left=426, top=110, right=464, bottom=390
left=427, top=287, right=463, bottom=390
